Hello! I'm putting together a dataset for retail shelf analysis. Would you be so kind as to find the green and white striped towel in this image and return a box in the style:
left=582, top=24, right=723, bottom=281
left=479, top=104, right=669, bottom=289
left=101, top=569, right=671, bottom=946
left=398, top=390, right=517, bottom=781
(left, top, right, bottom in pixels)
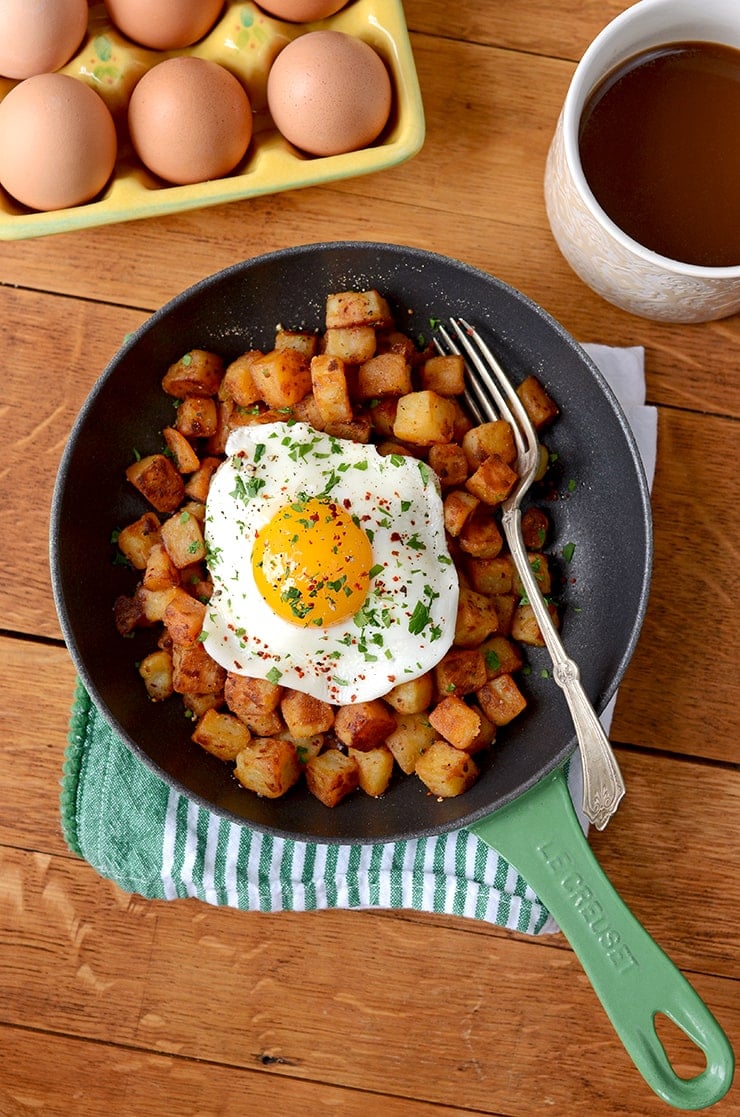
left=59, top=345, right=656, bottom=936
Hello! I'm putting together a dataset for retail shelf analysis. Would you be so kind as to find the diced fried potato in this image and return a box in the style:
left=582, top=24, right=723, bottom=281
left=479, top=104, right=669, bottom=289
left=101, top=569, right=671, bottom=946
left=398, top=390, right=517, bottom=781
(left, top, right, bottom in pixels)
left=206, top=399, right=235, bottom=455
left=219, top=351, right=263, bottom=407
left=324, top=415, right=373, bottom=443
left=478, top=635, right=524, bottom=678
left=374, top=328, right=417, bottom=362
left=348, top=745, right=395, bottom=797
left=428, top=695, right=481, bottom=751
left=323, top=325, right=376, bottom=363
left=325, top=289, right=392, bottom=330
left=143, top=542, right=180, bottom=591
left=160, top=509, right=206, bottom=568
left=249, top=348, right=312, bottom=408
left=384, top=673, right=434, bottom=714
left=377, top=440, right=417, bottom=457
left=465, top=453, right=519, bottom=505
left=334, top=699, right=396, bottom=752
left=462, top=420, right=517, bottom=469
left=162, top=426, right=200, bottom=473
left=393, top=390, right=457, bottom=446
left=162, top=349, right=223, bottom=398
left=284, top=733, right=325, bottom=764
left=135, top=584, right=178, bottom=623
left=385, top=711, right=437, bottom=773
left=357, top=352, right=412, bottom=399
left=428, top=443, right=469, bottom=489
left=138, top=649, right=174, bottom=701
left=449, top=397, right=474, bottom=442
left=465, top=703, right=497, bottom=754
left=235, top=737, right=302, bottom=799
left=491, top=593, right=517, bottom=635
left=182, top=692, right=224, bottom=718
left=162, top=587, right=207, bottom=646
left=454, top=586, right=499, bottom=647
left=280, top=689, right=335, bottom=737
left=415, top=740, right=479, bottom=797
left=225, top=673, right=284, bottom=715
left=114, top=592, right=146, bottom=636
left=275, top=329, right=318, bottom=359
left=368, top=396, right=398, bottom=438
left=443, top=489, right=479, bottom=537
left=310, top=353, right=353, bottom=424
left=466, top=553, right=516, bottom=596
left=116, top=511, right=162, bottom=569
left=459, top=507, right=504, bottom=559
left=175, top=395, right=218, bottom=439
left=517, top=375, right=559, bottom=430
left=511, top=601, right=560, bottom=646
left=420, top=353, right=465, bottom=396
left=126, top=454, right=185, bottom=513
left=521, top=506, right=551, bottom=550
left=193, top=707, right=251, bottom=761
left=172, top=642, right=227, bottom=695
left=513, top=552, right=552, bottom=598
left=434, top=647, right=487, bottom=697
left=476, top=673, right=527, bottom=726
left=292, top=392, right=326, bottom=431
left=183, top=456, right=221, bottom=503
left=305, top=749, right=359, bottom=807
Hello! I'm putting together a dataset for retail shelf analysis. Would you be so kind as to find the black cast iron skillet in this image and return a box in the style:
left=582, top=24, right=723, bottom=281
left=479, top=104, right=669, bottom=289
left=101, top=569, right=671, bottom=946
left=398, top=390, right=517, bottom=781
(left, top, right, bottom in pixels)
left=50, top=243, right=734, bottom=1108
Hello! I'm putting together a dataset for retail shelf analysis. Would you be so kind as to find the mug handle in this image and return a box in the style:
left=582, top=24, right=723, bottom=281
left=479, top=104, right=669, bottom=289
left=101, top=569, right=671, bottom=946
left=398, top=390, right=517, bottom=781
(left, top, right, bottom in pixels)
left=471, top=767, right=735, bottom=1109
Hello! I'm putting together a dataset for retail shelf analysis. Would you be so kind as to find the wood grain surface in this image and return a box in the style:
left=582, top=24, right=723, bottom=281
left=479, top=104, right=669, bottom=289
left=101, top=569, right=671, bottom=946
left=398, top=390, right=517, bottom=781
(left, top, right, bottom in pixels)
left=1, top=2, right=738, bottom=1114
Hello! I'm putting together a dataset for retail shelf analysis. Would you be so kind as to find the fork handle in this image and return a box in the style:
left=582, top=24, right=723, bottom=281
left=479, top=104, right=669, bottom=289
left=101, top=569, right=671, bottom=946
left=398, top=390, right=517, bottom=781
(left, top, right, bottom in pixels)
left=502, top=509, right=625, bottom=831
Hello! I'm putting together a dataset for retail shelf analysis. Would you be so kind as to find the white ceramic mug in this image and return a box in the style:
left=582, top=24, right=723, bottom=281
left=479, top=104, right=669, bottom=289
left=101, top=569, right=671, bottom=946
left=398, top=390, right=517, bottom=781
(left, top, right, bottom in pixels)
left=544, top=0, right=740, bottom=323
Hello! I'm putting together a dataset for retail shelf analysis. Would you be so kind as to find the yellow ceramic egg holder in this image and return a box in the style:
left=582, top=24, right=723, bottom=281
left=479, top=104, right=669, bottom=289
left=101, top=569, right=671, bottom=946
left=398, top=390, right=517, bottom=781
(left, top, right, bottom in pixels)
left=0, top=0, right=424, bottom=239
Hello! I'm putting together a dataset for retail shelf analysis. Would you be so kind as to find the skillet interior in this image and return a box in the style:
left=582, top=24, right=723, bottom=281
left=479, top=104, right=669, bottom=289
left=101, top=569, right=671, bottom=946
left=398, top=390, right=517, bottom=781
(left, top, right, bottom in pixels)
left=51, top=242, right=652, bottom=843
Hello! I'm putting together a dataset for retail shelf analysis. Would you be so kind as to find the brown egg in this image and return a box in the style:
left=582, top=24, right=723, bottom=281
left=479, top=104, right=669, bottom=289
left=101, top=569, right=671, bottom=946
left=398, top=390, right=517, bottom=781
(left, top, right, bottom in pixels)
left=255, top=0, right=348, bottom=20
left=267, top=31, right=392, bottom=156
left=103, top=0, right=224, bottom=50
left=0, top=0, right=88, bottom=80
left=128, top=57, right=253, bottom=185
left=0, top=74, right=117, bottom=211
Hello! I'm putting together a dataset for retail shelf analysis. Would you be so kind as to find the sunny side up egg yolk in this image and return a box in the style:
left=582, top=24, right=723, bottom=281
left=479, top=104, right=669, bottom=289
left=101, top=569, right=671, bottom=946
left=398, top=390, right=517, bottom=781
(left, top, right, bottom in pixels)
left=252, top=496, right=374, bottom=627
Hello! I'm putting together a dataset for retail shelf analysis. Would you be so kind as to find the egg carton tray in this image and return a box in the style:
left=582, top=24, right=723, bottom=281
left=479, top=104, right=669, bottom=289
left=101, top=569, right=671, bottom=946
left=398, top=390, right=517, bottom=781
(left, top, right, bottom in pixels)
left=0, top=0, right=424, bottom=240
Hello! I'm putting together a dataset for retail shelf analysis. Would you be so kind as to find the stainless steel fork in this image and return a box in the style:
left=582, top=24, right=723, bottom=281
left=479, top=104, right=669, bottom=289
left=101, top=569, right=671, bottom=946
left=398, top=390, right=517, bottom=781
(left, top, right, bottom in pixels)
left=437, top=317, right=625, bottom=830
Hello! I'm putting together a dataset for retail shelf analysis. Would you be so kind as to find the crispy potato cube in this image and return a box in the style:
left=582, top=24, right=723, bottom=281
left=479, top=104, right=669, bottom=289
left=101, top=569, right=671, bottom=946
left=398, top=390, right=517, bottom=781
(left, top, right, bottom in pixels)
left=292, top=392, right=326, bottom=431
left=280, top=689, right=335, bottom=737
left=368, top=397, right=398, bottom=438
left=193, top=707, right=251, bottom=761
left=235, top=737, right=302, bottom=799
left=134, top=584, right=178, bottom=623
left=511, top=601, right=560, bottom=646
left=393, top=390, right=457, bottom=446
left=160, top=509, right=206, bottom=568
left=225, top=673, right=284, bottom=715
left=325, top=289, right=392, bottom=330
left=138, top=649, right=174, bottom=701
left=465, top=703, right=497, bottom=754
left=521, top=506, right=551, bottom=550
left=513, top=552, right=552, bottom=598
left=113, top=592, right=145, bottom=636
left=126, top=454, right=185, bottom=514
left=517, top=375, right=559, bottom=430
left=428, top=695, right=482, bottom=751
left=491, top=593, right=517, bottom=635
left=219, top=351, right=263, bottom=407
left=443, top=489, right=479, bottom=537
left=479, top=635, right=524, bottom=678
left=182, top=692, right=224, bottom=718
left=465, top=454, right=518, bottom=505
left=116, top=511, right=162, bottom=569
left=434, top=647, right=487, bottom=697
left=415, top=740, right=479, bottom=797
left=184, top=456, right=221, bottom=503
left=384, top=673, right=434, bottom=714
left=310, top=353, right=353, bottom=424
left=305, top=749, right=359, bottom=807
left=377, top=440, right=417, bottom=458
left=459, top=507, right=504, bottom=559
left=466, top=553, right=516, bottom=596
left=162, top=426, right=200, bottom=473
left=357, top=352, right=412, bottom=399
left=375, top=328, right=417, bottom=362
left=172, top=642, right=227, bottom=695
left=175, top=395, right=218, bottom=439
left=250, top=348, right=312, bottom=408
left=477, top=674, right=527, bottom=726
left=206, top=399, right=235, bottom=455
left=143, top=542, right=180, bottom=592
left=284, top=733, right=325, bottom=764
left=162, top=587, right=207, bottom=646
left=275, top=329, right=318, bottom=359
left=420, top=353, right=465, bottom=396
left=324, top=325, right=376, bottom=363
left=334, top=699, right=396, bottom=752
left=162, top=349, right=223, bottom=398
left=385, top=711, right=437, bottom=773
left=428, top=443, right=469, bottom=489
left=324, top=415, right=373, bottom=443
left=449, top=397, right=474, bottom=442
left=454, top=586, right=499, bottom=647
left=348, top=745, right=394, bottom=797
left=462, top=420, right=517, bottom=469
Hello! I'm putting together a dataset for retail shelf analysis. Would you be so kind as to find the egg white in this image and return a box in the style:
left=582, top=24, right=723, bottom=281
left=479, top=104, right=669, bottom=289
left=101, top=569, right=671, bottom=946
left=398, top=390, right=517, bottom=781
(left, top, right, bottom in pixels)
left=202, top=421, right=459, bottom=705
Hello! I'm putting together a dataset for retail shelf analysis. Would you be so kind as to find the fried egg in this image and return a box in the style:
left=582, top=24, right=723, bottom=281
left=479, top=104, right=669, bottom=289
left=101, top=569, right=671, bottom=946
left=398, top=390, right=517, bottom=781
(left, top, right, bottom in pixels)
left=202, top=421, right=459, bottom=705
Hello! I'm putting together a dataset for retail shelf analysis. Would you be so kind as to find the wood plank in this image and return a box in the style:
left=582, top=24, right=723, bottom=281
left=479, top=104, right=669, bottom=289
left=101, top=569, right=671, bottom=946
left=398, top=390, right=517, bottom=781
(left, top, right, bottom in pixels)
left=0, top=846, right=736, bottom=1117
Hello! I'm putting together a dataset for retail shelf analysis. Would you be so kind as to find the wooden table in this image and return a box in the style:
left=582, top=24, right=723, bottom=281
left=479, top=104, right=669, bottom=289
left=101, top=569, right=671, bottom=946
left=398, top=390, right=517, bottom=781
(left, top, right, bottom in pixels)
left=2, top=2, right=738, bottom=1113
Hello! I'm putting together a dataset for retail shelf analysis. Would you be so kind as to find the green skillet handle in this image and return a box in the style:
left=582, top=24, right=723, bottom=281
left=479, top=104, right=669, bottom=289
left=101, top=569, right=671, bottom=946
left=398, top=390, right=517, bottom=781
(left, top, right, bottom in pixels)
left=471, top=767, right=735, bottom=1110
